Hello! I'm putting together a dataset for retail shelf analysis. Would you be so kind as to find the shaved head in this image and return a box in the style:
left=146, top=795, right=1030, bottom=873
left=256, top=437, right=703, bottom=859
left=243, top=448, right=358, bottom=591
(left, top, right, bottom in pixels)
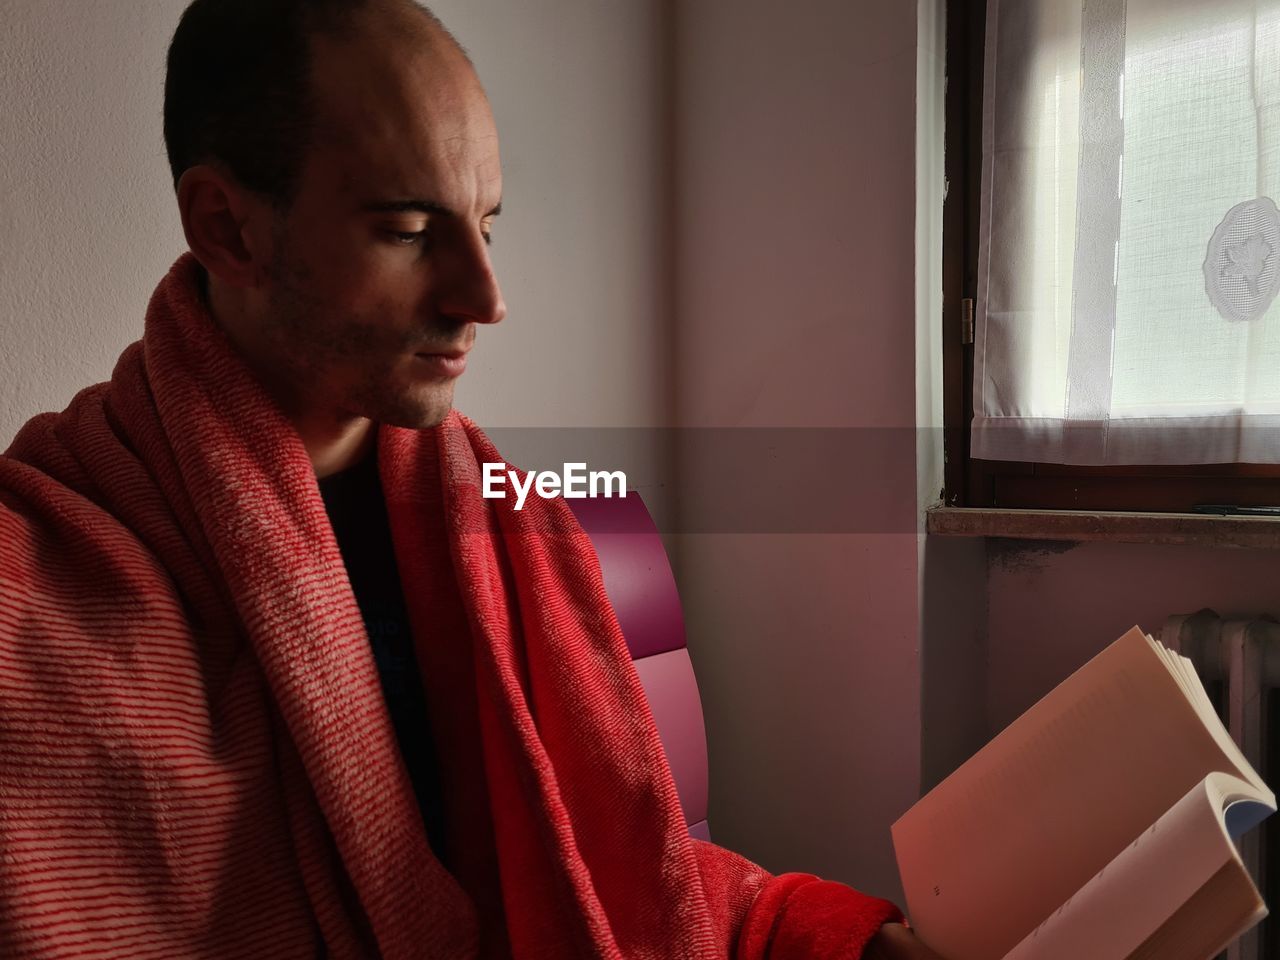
left=311, top=0, right=469, bottom=62
left=164, top=0, right=476, bottom=212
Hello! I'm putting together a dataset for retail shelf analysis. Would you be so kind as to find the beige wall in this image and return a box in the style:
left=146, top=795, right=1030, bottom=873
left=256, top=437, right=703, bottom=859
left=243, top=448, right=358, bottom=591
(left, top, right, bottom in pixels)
left=1, top=2, right=188, bottom=445
left=670, top=0, right=930, bottom=900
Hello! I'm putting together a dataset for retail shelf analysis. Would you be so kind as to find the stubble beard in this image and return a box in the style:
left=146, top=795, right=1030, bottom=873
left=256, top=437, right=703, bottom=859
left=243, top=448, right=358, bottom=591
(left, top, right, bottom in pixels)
left=261, top=239, right=458, bottom=431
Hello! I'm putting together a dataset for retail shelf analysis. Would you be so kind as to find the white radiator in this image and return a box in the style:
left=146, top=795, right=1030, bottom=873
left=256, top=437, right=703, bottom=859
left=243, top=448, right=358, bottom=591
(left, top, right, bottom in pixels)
left=1162, top=611, right=1280, bottom=960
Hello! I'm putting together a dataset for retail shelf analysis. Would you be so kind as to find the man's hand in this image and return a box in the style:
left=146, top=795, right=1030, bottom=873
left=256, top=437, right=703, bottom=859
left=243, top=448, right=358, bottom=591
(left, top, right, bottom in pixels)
left=862, top=922, right=949, bottom=960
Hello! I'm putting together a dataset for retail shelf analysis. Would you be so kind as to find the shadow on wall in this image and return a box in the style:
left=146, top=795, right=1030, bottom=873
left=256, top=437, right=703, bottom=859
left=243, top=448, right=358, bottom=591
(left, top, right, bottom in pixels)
left=921, top=534, right=988, bottom=792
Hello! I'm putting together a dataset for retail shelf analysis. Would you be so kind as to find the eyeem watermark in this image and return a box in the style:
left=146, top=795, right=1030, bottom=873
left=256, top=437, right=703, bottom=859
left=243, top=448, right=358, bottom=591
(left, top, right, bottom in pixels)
left=482, top=462, right=628, bottom=511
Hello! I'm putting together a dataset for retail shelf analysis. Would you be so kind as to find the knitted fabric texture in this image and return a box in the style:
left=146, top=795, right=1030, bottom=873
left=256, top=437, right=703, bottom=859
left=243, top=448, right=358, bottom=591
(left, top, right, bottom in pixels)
left=0, top=253, right=901, bottom=958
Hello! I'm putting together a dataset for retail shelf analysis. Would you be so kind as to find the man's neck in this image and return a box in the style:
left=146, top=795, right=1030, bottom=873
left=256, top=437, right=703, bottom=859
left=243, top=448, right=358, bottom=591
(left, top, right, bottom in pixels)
left=297, top=413, right=377, bottom=479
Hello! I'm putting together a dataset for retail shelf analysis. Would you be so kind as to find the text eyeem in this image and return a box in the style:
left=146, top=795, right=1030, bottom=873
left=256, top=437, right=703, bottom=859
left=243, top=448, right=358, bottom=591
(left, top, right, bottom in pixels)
left=482, top=462, right=628, bottom=511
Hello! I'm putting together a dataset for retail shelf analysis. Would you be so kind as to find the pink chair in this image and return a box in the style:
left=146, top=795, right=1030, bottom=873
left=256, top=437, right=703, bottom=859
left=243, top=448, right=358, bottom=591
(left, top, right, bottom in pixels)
left=566, top=492, right=711, bottom=841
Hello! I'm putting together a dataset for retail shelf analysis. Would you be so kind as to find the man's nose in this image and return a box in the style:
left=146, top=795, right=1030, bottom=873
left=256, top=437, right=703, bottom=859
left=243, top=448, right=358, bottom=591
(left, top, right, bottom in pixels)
left=438, top=230, right=506, bottom=326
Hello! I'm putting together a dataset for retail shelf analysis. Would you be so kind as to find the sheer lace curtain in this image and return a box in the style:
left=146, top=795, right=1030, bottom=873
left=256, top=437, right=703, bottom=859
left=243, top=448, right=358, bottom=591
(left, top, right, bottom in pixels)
left=972, top=0, right=1280, bottom=464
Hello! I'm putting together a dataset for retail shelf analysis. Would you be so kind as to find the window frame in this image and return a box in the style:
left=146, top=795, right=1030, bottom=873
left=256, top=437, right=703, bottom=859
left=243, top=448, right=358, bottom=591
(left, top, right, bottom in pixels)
left=942, top=0, right=1280, bottom=512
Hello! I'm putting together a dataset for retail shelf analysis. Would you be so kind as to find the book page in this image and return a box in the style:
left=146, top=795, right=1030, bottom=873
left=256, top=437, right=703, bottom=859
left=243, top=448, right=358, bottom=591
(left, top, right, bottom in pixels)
left=1001, top=773, right=1260, bottom=960
left=1224, top=797, right=1274, bottom=840
left=892, top=628, right=1263, bottom=960
left=1129, top=863, right=1267, bottom=960
left=1154, top=644, right=1268, bottom=799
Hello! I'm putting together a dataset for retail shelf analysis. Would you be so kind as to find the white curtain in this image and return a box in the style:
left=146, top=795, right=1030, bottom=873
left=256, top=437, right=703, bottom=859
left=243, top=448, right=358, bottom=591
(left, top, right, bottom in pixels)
left=972, top=0, right=1280, bottom=464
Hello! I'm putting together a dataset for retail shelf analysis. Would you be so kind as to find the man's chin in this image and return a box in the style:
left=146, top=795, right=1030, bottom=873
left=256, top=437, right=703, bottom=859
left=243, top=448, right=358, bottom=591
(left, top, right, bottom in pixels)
left=368, top=386, right=456, bottom=431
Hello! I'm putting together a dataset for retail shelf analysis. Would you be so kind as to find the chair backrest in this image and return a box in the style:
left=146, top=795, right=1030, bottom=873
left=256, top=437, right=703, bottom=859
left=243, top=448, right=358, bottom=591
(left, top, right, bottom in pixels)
left=565, top=492, right=711, bottom=841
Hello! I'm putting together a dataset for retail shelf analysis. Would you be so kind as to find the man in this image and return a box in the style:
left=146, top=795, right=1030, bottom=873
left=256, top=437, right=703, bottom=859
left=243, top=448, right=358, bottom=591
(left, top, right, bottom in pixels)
left=0, top=1, right=944, bottom=956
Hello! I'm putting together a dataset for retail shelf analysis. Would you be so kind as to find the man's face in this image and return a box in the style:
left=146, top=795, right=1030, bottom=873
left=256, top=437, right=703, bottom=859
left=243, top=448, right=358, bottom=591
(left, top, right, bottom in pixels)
left=255, top=21, right=505, bottom=430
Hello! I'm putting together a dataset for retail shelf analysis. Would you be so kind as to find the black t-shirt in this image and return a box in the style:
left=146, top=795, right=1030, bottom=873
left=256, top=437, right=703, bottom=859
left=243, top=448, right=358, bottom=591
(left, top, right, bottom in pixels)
left=318, top=453, right=447, bottom=863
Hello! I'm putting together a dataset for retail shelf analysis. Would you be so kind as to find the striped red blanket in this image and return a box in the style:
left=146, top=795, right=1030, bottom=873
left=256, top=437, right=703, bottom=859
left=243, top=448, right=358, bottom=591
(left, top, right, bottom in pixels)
left=0, top=253, right=901, bottom=958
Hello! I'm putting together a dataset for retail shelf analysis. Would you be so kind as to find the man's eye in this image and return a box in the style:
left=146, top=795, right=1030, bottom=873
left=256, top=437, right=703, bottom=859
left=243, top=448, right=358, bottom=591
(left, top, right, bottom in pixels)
left=386, top=229, right=492, bottom=247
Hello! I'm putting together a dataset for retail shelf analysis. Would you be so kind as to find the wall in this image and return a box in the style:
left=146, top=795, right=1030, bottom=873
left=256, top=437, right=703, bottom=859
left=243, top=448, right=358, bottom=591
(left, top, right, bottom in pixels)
left=670, top=0, right=929, bottom=900
left=0, top=2, right=187, bottom=445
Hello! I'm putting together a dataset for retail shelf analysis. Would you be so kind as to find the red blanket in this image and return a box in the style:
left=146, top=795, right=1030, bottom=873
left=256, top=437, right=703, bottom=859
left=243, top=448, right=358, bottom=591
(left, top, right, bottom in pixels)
left=0, top=253, right=901, bottom=958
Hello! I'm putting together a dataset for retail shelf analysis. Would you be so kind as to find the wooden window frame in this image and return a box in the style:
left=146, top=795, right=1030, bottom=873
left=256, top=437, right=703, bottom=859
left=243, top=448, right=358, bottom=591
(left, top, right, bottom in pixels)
left=941, top=0, right=1280, bottom=513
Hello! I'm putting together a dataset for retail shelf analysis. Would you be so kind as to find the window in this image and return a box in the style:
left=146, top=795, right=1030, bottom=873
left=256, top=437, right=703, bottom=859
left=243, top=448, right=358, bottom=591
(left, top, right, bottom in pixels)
left=945, top=0, right=1280, bottom=511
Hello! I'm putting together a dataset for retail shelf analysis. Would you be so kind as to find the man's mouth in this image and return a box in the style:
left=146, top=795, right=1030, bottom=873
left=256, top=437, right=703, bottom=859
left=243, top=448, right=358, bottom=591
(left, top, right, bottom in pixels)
left=413, top=349, right=469, bottom=378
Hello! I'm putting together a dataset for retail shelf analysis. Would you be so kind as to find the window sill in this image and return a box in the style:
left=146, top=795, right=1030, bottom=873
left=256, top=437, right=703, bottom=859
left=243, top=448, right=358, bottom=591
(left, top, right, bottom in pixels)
left=927, top=507, right=1280, bottom=549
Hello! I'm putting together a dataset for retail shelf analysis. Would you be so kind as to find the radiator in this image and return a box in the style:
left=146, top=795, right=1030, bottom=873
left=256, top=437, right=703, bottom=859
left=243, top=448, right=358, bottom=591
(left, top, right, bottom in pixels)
left=1162, top=611, right=1280, bottom=960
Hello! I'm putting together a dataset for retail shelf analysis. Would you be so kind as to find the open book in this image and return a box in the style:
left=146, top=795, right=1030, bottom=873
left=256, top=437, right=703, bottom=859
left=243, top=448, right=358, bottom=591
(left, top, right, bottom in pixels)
left=892, top=627, right=1276, bottom=960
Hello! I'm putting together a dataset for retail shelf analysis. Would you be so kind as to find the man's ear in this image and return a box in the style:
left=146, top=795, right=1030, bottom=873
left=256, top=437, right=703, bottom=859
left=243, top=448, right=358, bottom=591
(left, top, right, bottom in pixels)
left=176, top=164, right=274, bottom=289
